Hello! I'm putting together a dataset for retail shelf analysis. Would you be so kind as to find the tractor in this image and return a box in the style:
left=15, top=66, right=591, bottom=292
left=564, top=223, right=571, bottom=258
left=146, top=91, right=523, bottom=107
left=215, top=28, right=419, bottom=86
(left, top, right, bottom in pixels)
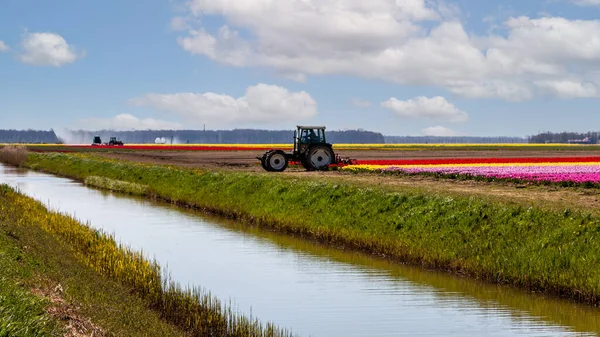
left=108, top=137, right=124, bottom=146
left=92, top=135, right=102, bottom=146
left=258, top=126, right=354, bottom=172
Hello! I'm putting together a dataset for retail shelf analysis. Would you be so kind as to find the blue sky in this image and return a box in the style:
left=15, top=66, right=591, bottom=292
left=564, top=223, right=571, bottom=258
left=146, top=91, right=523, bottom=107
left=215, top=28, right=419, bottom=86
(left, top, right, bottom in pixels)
left=1, top=0, right=600, bottom=138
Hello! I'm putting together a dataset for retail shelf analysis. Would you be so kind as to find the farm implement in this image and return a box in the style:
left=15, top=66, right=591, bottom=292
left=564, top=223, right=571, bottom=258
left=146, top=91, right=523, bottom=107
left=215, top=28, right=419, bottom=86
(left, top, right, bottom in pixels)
left=258, top=126, right=356, bottom=172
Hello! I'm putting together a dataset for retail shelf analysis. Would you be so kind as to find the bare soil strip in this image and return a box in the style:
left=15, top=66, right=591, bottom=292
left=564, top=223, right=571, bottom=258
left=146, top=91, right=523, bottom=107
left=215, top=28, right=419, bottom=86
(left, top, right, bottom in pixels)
left=31, top=281, right=106, bottom=337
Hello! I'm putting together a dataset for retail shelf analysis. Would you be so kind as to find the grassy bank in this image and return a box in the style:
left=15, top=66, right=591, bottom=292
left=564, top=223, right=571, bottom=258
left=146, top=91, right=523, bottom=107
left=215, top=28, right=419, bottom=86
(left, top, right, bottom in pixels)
left=0, top=185, right=183, bottom=336
left=0, top=234, right=58, bottom=336
left=0, top=184, right=295, bottom=337
left=16, top=152, right=600, bottom=305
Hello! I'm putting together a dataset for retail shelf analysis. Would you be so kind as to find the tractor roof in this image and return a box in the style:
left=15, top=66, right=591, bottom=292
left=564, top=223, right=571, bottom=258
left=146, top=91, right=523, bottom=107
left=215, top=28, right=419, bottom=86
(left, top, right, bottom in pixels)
left=297, top=125, right=326, bottom=130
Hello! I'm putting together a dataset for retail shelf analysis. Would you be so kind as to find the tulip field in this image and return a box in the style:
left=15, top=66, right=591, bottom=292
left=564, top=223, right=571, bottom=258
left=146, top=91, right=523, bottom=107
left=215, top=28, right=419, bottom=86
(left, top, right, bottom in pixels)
left=342, top=156, right=600, bottom=186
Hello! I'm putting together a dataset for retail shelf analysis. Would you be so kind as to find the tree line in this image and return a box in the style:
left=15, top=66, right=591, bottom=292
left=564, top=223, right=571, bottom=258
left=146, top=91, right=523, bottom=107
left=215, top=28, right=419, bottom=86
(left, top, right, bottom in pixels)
left=528, top=131, right=599, bottom=144
left=385, top=136, right=527, bottom=144
left=0, top=129, right=60, bottom=143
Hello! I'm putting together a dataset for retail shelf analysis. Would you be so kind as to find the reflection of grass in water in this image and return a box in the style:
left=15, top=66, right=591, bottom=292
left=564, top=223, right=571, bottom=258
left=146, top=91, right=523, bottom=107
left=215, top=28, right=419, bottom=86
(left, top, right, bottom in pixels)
left=0, top=185, right=296, bottom=337
left=20, top=153, right=600, bottom=308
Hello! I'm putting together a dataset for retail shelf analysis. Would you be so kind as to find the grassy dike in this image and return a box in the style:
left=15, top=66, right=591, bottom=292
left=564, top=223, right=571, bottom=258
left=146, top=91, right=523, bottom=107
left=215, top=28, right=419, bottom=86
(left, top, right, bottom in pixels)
left=18, top=152, right=600, bottom=305
left=0, top=184, right=295, bottom=337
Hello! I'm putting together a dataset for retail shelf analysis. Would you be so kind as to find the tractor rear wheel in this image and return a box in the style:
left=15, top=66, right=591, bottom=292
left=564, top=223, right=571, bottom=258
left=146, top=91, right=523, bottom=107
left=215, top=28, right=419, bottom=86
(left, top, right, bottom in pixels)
left=306, top=146, right=334, bottom=170
left=265, top=150, right=288, bottom=172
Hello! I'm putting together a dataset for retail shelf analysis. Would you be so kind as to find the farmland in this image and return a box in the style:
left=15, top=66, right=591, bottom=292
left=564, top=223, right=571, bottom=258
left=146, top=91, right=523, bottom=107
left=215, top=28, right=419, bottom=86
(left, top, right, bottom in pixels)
left=20, top=143, right=600, bottom=213
left=4, top=144, right=600, bottom=336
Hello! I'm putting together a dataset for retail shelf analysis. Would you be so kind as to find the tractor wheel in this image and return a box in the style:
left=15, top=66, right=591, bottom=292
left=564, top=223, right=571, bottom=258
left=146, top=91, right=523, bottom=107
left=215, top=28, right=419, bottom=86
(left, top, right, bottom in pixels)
left=306, top=146, right=334, bottom=170
left=301, top=158, right=313, bottom=171
left=260, top=153, right=270, bottom=171
left=265, top=150, right=288, bottom=172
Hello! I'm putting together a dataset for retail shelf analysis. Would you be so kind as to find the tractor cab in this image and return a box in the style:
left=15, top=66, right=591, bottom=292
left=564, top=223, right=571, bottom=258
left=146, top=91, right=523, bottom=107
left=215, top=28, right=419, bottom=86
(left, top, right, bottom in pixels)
left=294, top=126, right=328, bottom=155
left=92, top=135, right=102, bottom=146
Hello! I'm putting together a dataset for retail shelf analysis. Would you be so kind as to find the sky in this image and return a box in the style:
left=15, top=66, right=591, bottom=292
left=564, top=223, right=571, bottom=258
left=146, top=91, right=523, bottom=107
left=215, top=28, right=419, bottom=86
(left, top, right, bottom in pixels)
left=1, top=0, right=600, bottom=137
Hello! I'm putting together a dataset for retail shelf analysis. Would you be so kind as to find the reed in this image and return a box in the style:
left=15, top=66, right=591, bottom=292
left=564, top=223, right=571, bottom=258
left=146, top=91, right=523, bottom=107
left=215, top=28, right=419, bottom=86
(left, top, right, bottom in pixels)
left=17, top=153, right=600, bottom=305
left=0, top=185, right=295, bottom=337
left=0, top=145, right=28, bottom=166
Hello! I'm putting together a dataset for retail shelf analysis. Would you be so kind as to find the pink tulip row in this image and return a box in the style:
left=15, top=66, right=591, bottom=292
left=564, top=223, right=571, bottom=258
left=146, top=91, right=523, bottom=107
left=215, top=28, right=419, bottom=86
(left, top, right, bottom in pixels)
left=382, top=164, right=600, bottom=184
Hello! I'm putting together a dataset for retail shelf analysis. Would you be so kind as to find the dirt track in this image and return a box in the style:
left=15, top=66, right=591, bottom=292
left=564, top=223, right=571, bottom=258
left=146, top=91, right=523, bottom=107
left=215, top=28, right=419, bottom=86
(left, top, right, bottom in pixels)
left=95, top=149, right=600, bottom=214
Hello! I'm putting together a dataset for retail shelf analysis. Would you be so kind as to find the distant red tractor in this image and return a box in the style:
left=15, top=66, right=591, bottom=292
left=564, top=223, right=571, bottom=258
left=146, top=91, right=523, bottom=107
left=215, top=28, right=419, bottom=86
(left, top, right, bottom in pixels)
left=258, top=125, right=355, bottom=172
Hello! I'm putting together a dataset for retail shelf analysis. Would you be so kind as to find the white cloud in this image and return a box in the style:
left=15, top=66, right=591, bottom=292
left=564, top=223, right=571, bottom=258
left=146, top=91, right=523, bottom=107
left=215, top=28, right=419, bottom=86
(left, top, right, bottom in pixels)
left=20, top=32, right=82, bottom=67
left=77, top=114, right=182, bottom=131
left=129, top=83, right=317, bottom=127
left=0, top=41, right=9, bottom=52
left=381, top=96, right=468, bottom=122
left=534, top=80, right=598, bottom=98
left=351, top=98, right=372, bottom=108
left=421, top=126, right=458, bottom=137
left=175, top=1, right=600, bottom=100
left=170, top=16, right=190, bottom=31
left=569, top=0, right=600, bottom=6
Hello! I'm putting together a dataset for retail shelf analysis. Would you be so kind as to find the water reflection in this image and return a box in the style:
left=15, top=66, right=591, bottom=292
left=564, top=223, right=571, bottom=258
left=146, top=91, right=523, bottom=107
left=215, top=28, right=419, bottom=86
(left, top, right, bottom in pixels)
left=1, top=164, right=598, bottom=337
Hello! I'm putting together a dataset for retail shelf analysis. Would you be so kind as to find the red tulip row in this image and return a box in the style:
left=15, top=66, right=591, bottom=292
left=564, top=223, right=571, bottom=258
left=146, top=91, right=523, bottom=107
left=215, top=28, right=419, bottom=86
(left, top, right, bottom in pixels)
left=69, top=145, right=285, bottom=151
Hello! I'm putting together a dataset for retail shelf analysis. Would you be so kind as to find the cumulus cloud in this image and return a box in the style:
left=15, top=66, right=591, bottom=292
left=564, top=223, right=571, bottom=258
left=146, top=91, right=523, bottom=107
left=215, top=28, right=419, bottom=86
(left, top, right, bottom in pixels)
left=351, top=98, right=372, bottom=108
left=20, top=32, right=82, bottom=67
left=381, top=96, right=468, bottom=122
left=129, top=83, right=317, bottom=127
left=421, top=126, right=458, bottom=137
left=77, top=114, right=182, bottom=131
left=175, top=1, right=600, bottom=100
left=0, top=41, right=9, bottom=52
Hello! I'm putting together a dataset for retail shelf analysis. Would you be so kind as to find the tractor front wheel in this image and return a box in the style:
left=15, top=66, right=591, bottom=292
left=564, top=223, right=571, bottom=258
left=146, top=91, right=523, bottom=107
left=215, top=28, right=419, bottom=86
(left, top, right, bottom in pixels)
left=265, top=150, right=288, bottom=172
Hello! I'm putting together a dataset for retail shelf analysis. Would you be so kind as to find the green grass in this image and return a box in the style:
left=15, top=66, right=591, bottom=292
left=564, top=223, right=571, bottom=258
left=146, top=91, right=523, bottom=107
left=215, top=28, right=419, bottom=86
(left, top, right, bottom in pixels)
left=0, top=184, right=295, bottom=337
left=0, top=235, right=58, bottom=337
left=19, top=152, right=600, bottom=306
